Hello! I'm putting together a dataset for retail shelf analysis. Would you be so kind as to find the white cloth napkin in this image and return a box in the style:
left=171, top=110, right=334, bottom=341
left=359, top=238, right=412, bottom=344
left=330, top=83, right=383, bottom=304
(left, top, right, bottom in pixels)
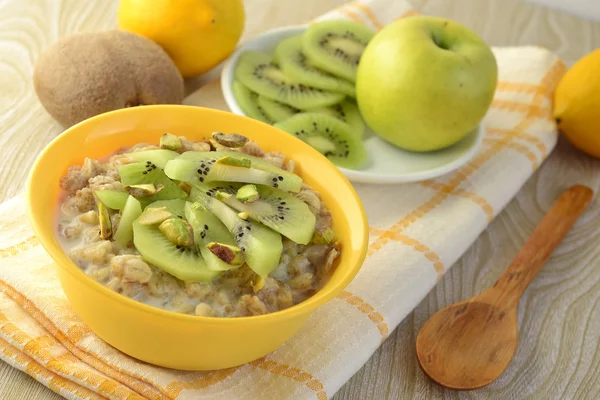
left=0, top=0, right=566, bottom=399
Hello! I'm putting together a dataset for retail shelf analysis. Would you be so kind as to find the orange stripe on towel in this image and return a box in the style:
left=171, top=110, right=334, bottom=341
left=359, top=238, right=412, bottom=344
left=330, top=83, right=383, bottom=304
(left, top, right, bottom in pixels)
left=369, top=228, right=446, bottom=278
left=419, top=181, right=495, bottom=223
left=0, top=236, right=39, bottom=258
left=348, top=2, right=384, bottom=30
left=496, top=81, right=543, bottom=95
left=338, top=6, right=365, bottom=24
left=337, top=290, right=389, bottom=340
left=486, top=127, right=548, bottom=155
left=491, top=99, right=551, bottom=119
left=484, top=138, right=539, bottom=169
left=165, top=367, right=240, bottom=398
left=250, top=357, right=328, bottom=400
left=0, top=337, right=101, bottom=399
left=395, top=10, right=418, bottom=20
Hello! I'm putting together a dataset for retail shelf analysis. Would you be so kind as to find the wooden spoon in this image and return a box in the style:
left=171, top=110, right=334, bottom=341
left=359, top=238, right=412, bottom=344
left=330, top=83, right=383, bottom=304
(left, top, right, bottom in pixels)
left=416, top=184, right=593, bottom=391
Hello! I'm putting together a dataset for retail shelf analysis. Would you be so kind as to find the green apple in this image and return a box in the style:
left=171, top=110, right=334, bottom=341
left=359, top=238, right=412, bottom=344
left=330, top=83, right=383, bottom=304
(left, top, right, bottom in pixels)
left=356, top=16, right=498, bottom=152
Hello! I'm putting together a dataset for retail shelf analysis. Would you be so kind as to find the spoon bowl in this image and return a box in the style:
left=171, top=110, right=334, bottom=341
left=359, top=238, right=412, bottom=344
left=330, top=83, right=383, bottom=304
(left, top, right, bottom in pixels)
left=417, top=300, right=518, bottom=390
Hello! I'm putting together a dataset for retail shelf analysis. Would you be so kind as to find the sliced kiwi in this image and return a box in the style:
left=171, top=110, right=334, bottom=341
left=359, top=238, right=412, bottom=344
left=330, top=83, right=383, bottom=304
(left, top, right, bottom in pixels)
left=303, top=20, right=375, bottom=82
left=179, top=151, right=295, bottom=179
left=257, top=96, right=299, bottom=123
left=215, top=184, right=316, bottom=245
left=188, top=183, right=283, bottom=277
left=113, top=195, right=143, bottom=247
left=125, top=149, right=180, bottom=169
left=276, top=35, right=356, bottom=98
left=138, top=207, right=172, bottom=225
left=132, top=220, right=221, bottom=282
left=118, top=162, right=187, bottom=202
left=164, top=153, right=302, bottom=192
left=234, top=51, right=345, bottom=109
left=146, top=198, right=187, bottom=216
left=93, top=190, right=129, bottom=210
left=274, top=113, right=367, bottom=169
left=184, top=201, right=243, bottom=271
left=308, top=99, right=365, bottom=137
left=232, top=80, right=274, bottom=124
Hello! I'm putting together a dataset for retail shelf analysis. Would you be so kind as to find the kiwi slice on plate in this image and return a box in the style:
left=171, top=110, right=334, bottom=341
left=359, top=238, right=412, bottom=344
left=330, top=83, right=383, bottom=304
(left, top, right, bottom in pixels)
left=184, top=201, right=243, bottom=271
left=275, top=35, right=356, bottom=98
left=215, top=184, right=316, bottom=245
left=303, top=20, right=375, bottom=82
left=232, top=80, right=274, bottom=124
left=164, top=153, right=302, bottom=192
left=257, top=96, right=299, bottom=123
left=188, top=183, right=283, bottom=277
left=132, top=220, right=221, bottom=282
left=118, top=162, right=187, bottom=202
left=113, top=195, right=143, bottom=247
left=274, top=112, right=367, bottom=169
left=234, top=51, right=345, bottom=109
left=125, top=149, right=179, bottom=169
left=309, top=99, right=365, bottom=136
left=93, top=190, right=129, bottom=210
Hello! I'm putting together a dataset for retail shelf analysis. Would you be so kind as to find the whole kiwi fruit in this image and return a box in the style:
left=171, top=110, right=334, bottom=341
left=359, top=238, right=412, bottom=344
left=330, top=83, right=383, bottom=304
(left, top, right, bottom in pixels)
left=33, top=30, right=184, bottom=127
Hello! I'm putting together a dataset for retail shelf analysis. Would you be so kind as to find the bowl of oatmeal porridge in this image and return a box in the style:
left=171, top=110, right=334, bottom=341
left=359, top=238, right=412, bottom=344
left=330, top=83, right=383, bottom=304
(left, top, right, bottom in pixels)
left=26, top=105, right=368, bottom=371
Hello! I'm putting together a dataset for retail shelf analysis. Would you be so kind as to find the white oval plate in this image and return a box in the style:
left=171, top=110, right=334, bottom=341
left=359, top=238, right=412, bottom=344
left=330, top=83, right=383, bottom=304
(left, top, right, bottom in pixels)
left=221, top=25, right=484, bottom=184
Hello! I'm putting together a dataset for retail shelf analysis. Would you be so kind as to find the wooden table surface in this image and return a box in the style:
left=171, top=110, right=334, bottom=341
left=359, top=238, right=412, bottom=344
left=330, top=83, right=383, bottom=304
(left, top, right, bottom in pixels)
left=1, top=0, right=600, bottom=399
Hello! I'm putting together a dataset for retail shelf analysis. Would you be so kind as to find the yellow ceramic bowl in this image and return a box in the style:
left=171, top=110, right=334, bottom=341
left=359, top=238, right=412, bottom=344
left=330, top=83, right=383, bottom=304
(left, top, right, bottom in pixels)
left=26, top=105, right=368, bottom=371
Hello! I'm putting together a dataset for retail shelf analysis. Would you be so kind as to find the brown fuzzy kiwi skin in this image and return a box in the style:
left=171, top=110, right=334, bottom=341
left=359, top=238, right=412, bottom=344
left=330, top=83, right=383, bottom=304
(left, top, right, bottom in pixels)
left=33, top=30, right=184, bottom=128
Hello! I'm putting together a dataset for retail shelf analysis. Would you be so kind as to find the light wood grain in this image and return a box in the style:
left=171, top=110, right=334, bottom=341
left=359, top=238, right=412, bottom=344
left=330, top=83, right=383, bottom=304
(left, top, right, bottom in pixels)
left=0, top=0, right=599, bottom=399
left=416, top=185, right=593, bottom=391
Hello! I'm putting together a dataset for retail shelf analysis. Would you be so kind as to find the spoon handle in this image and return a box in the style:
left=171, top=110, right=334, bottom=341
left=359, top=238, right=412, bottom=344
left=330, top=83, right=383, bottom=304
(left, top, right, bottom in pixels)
left=489, top=185, right=593, bottom=307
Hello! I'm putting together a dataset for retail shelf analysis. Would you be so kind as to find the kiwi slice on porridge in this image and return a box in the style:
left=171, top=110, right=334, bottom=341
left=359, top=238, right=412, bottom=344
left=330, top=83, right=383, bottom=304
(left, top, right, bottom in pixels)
left=179, top=151, right=295, bottom=178
left=184, top=201, right=244, bottom=271
left=234, top=51, right=345, bottom=109
left=303, top=20, right=375, bottom=82
left=308, top=99, right=365, bottom=137
left=113, top=195, right=143, bottom=247
left=215, top=185, right=316, bottom=245
left=145, top=198, right=187, bottom=217
left=118, top=162, right=187, bottom=202
left=189, top=183, right=283, bottom=277
left=275, top=35, right=356, bottom=98
left=132, top=220, right=221, bottom=282
left=232, top=80, right=274, bottom=124
left=274, top=113, right=367, bottom=169
left=164, top=153, right=302, bottom=192
left=257, top=96, right=299, bottom=123
left=93, top=190, right=129, bottom=210
left=125, top=149, right=180, bottom=169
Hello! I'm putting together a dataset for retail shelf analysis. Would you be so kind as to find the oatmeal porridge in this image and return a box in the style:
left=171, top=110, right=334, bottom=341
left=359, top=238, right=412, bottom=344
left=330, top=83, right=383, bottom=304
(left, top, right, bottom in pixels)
left=57, top=132, right=340, bottom=318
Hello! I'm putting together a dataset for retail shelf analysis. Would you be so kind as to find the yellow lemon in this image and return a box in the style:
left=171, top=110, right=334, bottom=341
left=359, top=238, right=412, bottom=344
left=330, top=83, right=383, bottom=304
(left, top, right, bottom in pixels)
left=553, top=49, right=600, bottom=158
left=117, top=0, right=245, bottom=78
